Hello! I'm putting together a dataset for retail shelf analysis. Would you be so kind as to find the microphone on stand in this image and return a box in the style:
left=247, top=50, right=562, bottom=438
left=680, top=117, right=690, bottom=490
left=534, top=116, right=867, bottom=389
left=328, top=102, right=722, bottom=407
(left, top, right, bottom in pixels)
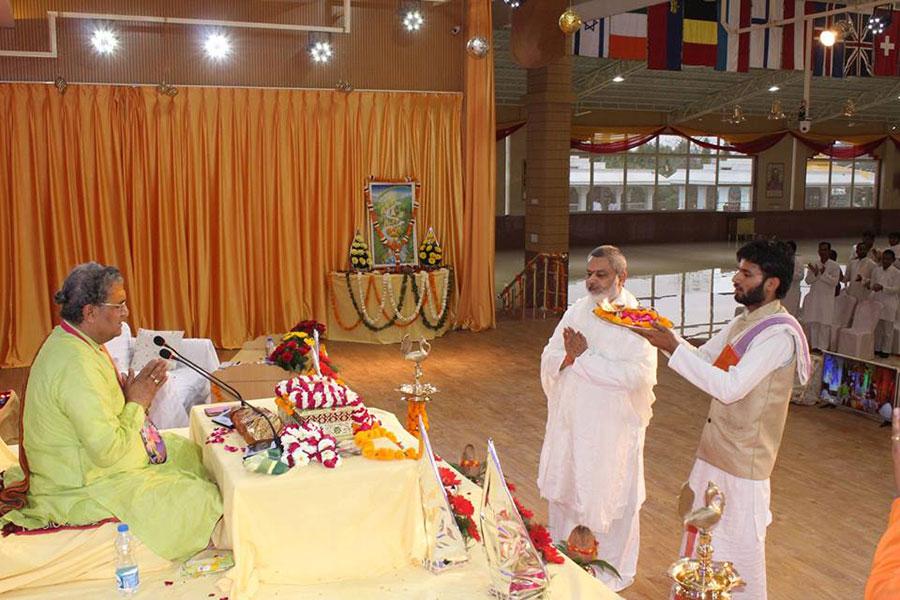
left=155, top=337, right=282, bottom=452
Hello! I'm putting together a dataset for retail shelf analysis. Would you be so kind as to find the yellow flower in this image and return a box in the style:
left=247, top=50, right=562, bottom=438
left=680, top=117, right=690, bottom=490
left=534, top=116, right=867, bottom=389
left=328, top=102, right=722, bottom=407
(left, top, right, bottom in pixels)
left=419, top=252, right=427, bottom=260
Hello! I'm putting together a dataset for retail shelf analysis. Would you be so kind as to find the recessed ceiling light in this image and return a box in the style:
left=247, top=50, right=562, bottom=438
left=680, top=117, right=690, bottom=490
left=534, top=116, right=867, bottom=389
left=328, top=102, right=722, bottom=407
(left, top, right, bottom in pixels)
left=90, top=28, right=118, bottom=55
left=402, top=9, right=424, bottom=31
left=309, top=40, right=333, bottom=64
left=204, top=33, right=232, bottom=61
left=612, top=75, right=625, bottom=83
left=768, top=85, right=779, bottom=92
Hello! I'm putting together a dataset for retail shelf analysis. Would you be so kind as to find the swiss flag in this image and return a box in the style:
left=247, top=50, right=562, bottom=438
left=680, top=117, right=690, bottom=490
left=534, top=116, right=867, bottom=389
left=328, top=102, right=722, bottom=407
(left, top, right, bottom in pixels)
left=874, top=11, right=900, bottom=76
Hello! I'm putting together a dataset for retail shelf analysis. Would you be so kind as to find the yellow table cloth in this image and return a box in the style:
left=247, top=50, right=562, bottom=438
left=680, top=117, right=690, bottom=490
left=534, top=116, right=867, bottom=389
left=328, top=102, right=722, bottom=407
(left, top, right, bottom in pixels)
left=327, top=269, right=454, bottom=343
left=188, top=401, right=428, bottom=599
left=0, top=421, right=622, bottom=600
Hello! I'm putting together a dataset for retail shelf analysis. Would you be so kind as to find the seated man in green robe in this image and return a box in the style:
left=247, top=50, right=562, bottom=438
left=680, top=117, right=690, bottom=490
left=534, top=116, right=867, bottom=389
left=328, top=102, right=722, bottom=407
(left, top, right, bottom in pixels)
left=0, top=262, right=223, bottom=561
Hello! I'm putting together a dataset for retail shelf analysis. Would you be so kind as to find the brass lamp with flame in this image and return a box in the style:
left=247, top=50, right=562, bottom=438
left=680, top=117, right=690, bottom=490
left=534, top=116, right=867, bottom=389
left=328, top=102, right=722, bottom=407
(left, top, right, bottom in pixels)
left=669, top=482, right=745, bottom=599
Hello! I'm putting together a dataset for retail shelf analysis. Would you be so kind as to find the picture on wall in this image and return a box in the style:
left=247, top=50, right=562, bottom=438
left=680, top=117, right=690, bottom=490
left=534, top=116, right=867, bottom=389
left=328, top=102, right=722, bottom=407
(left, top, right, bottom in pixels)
left=366, top=180, right=419, bottom=268
left=765, top=162, right=785, bottom=198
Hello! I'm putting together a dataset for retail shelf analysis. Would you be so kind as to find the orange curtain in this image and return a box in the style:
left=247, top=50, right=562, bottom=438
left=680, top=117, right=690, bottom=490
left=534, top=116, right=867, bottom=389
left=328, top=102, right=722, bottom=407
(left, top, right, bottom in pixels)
left=0, top=84, right=467, bottom=367
left=457, top=0, right=496, bottom=331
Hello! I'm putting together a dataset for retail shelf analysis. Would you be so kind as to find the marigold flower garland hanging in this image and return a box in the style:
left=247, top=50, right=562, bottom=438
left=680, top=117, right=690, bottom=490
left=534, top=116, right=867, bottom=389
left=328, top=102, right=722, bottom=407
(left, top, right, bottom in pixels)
left=344, top=270, right=410, bottom=332
left=410, top=268, right=453, bottom=331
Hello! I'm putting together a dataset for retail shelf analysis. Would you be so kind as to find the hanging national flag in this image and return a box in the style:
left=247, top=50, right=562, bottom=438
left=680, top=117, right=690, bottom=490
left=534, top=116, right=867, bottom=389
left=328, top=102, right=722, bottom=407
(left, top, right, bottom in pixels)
left=809, top=2, right=845, bottom=77
left=683, top=0, right=719, bottom=66
left=843, top=12, right=874, bottom=76
left=873, top=11, right=900, bottom=76
left=717, top=0, right=751, bottom=72
left=573, top=18, right=605, bottom=58
left=781, top=0, right=807, bottom=70
left=749, top=0, right=784, bottom=68
left=648, top=1, right=684, bottom=70
left=573, top=10, right=648, bottom=60
left=608, top=10, right=649, bottom=60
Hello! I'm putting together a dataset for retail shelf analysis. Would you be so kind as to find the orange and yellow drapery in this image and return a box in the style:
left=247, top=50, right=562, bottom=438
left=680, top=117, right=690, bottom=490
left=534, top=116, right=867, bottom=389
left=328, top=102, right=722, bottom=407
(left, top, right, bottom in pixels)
left=0, top=83, right=495, bottom=367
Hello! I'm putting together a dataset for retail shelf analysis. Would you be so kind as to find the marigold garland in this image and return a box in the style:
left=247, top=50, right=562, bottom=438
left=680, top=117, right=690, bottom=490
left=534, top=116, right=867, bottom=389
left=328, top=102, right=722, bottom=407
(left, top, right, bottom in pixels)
left=353, top=424, right=419, bottom=461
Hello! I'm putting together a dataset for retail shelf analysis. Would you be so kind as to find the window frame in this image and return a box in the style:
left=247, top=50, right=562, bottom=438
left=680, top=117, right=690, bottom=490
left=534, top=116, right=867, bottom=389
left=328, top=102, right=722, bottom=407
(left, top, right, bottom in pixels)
left=804, top=152, right=879, bottom=209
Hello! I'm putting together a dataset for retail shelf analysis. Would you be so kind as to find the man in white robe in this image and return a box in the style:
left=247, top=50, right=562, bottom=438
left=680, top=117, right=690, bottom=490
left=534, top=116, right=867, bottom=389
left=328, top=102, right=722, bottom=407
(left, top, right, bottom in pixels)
left=537, top=245, right=657, bottom=592
left=801, top=241, right=842, bottom=350
left=636, top=240, right=810, bottom=600
left=869, top=249, right=900, bottom=357
left=845, top=243, right=876, bottom=301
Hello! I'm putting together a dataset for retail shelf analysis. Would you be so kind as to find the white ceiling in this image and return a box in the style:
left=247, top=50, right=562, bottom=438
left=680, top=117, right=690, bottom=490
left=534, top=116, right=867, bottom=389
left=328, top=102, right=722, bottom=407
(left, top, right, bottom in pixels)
left=494, top=28, right=900, bottom=127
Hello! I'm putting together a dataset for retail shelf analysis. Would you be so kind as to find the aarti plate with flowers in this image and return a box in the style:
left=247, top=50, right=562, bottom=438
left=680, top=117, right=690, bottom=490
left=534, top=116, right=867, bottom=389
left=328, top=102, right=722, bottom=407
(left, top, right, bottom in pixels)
left=593, top=299, right=673, bottom=330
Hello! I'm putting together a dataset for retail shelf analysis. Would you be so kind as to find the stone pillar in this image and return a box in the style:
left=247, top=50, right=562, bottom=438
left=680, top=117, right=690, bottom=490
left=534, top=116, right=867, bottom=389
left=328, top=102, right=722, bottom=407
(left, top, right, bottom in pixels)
left=523, top=56, right=573, bottom=310
left=524, top=55, right=574, bottom=261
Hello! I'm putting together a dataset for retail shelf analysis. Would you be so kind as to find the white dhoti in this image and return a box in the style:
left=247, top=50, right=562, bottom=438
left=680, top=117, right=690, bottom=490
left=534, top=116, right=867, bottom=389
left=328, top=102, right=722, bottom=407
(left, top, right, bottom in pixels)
left=876, top=320, right=894, bottom=354
left=680, top=459, right=772, bottom=600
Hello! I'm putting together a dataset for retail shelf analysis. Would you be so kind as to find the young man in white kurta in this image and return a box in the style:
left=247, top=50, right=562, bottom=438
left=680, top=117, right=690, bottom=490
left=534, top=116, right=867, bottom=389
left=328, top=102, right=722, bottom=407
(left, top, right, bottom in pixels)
left=869, top=249, right=900, bottom=357
left=845, top=243, right=876, bottom=301
left=538, top=246, right=657, bottom=592
left=636, top=240, right=810, bottom=600
left=801, top=242, right=842, bottom=350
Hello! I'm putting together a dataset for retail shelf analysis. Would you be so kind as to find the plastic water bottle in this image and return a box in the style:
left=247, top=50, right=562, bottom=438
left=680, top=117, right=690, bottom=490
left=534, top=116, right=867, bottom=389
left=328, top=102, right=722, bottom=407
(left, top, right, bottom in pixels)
left=265, top=336, right=276, bottom=360
left=114, top=523, right=140, bottom=596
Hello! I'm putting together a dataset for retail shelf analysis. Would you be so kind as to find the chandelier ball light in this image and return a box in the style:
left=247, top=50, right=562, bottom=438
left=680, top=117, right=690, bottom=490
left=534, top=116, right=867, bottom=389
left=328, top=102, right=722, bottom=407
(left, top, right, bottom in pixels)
left=203, top=33, right=232, bottom=60
left=90, top=28, right=119, bottom=55
left=466, top=36, right=490, bottom=58
left=819, top=29, right=837, bottom=47
left=402, top=9, right=425, bottom=31
left=559, top=8, right=583, bottom=35
left=309, top=40, right=334, bottom=63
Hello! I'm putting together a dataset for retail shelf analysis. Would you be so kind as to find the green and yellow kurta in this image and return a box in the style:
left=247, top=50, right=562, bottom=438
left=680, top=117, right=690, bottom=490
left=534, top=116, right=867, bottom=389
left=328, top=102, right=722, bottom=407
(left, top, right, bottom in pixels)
left=1, top=325, right=222, bottom=560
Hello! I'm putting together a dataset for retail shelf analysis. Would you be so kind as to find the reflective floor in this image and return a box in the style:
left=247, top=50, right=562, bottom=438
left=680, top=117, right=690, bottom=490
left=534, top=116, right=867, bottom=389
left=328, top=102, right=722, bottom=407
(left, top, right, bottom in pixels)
left=497, top=238, right=863, bottom=340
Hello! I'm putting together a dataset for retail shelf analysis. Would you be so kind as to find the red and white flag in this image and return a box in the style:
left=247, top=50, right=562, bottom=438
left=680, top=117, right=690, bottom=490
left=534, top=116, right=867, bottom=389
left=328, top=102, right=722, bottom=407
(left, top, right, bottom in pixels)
left=874, top=11, right=900, bottom=76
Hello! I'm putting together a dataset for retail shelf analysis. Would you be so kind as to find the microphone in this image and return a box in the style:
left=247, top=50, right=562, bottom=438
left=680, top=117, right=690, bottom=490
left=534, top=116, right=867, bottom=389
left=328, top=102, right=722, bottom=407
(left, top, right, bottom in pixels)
left=156, top=342, right=282, bottom=452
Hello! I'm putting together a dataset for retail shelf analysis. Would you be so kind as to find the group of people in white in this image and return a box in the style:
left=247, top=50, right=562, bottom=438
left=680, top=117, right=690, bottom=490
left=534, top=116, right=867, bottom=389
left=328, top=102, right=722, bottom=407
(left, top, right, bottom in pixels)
left=538, top=241, right=809, bottom=599
left=795, top=231, right=900, bottom=358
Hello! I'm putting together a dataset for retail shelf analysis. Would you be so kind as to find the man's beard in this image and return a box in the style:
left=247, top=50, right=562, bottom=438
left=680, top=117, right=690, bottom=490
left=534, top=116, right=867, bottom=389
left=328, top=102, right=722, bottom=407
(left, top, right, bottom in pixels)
left=734, top=280, right=766, bottom=306
left=588, top=283, right=618, bottom=303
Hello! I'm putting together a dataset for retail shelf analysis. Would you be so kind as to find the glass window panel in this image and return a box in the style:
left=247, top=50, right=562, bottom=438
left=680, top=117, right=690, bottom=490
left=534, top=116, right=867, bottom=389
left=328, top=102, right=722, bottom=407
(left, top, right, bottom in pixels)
left=688, top=157, right=717, bottom=210
left=717, top=157, right=753, bottom=211
left=624, top=152, right=656, bottom=211
left=853, top=159, right=877, bottom=208
left=689, top=136, right=720, bottom=154
left=658, top=134, right=689, bottom=154
left=651, top=274, right=683, bottom=331
left=591, top=155, right=625, bottom=212
left=830, top=160, right=854, bottom=208
left=569, top=153, right=591, bottom=212
left=805, top=158, right=830, bottom=208
left=655, top=156, right=686, bottom=210
left=627, top=276, right=652, bottom=302
left=569, top=186, right=587, bottom=212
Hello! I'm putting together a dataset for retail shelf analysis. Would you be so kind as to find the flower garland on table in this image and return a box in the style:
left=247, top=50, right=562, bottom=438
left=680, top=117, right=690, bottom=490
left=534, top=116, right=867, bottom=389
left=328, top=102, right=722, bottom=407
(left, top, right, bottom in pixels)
left=410, top=267, right=453, bottom=331
left=353, top=424, right=419, bottom=461
left=438, top=466, right=481, bottom=544
left=345, top=270, right=410, bottom=332
left=382, top=271, right=429, bottom=323
left=280, top=421, right=341, bottom=469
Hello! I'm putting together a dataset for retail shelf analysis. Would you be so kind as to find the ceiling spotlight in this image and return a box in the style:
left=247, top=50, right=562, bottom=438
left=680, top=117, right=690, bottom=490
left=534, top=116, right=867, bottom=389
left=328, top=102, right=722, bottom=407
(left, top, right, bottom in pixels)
left=203, top=33, right=232, bottom=61
left=309, top=40, right=333, bottom=63
left=819, top=29, right=837, bottom=47
left=612, top=75, right=625, bottom=83
left=502, top=0, right=524, bottom=7
left=768, top=85, right=780, bottom=92
left=402, top=9, right=424, bottom=31
left=90, top=28, right=119, bottom=55
left=868, top=12, right=890, bottom=36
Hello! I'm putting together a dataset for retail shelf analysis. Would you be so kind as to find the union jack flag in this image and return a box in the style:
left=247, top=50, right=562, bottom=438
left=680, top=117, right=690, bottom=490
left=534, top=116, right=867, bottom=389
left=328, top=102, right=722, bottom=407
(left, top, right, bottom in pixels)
left=809, top=2, right=845, bottom=77
left=843, top=12, right=875, bottom=76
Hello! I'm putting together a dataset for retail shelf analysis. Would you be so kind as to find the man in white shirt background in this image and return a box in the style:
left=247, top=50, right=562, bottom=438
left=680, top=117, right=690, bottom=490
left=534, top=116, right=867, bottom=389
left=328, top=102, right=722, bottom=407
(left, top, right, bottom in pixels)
left=801, top=241, right=842, bottom=351
left=635, top=240, right=810, bottom=600
left=845, top=242, right=876, bottom=301
left=869, top=249, right=900, bottom=358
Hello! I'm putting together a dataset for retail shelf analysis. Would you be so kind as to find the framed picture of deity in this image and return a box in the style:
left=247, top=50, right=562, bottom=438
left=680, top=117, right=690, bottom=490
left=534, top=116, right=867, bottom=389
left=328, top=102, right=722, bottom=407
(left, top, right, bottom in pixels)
left=365, top=180, right=420, bottom=268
